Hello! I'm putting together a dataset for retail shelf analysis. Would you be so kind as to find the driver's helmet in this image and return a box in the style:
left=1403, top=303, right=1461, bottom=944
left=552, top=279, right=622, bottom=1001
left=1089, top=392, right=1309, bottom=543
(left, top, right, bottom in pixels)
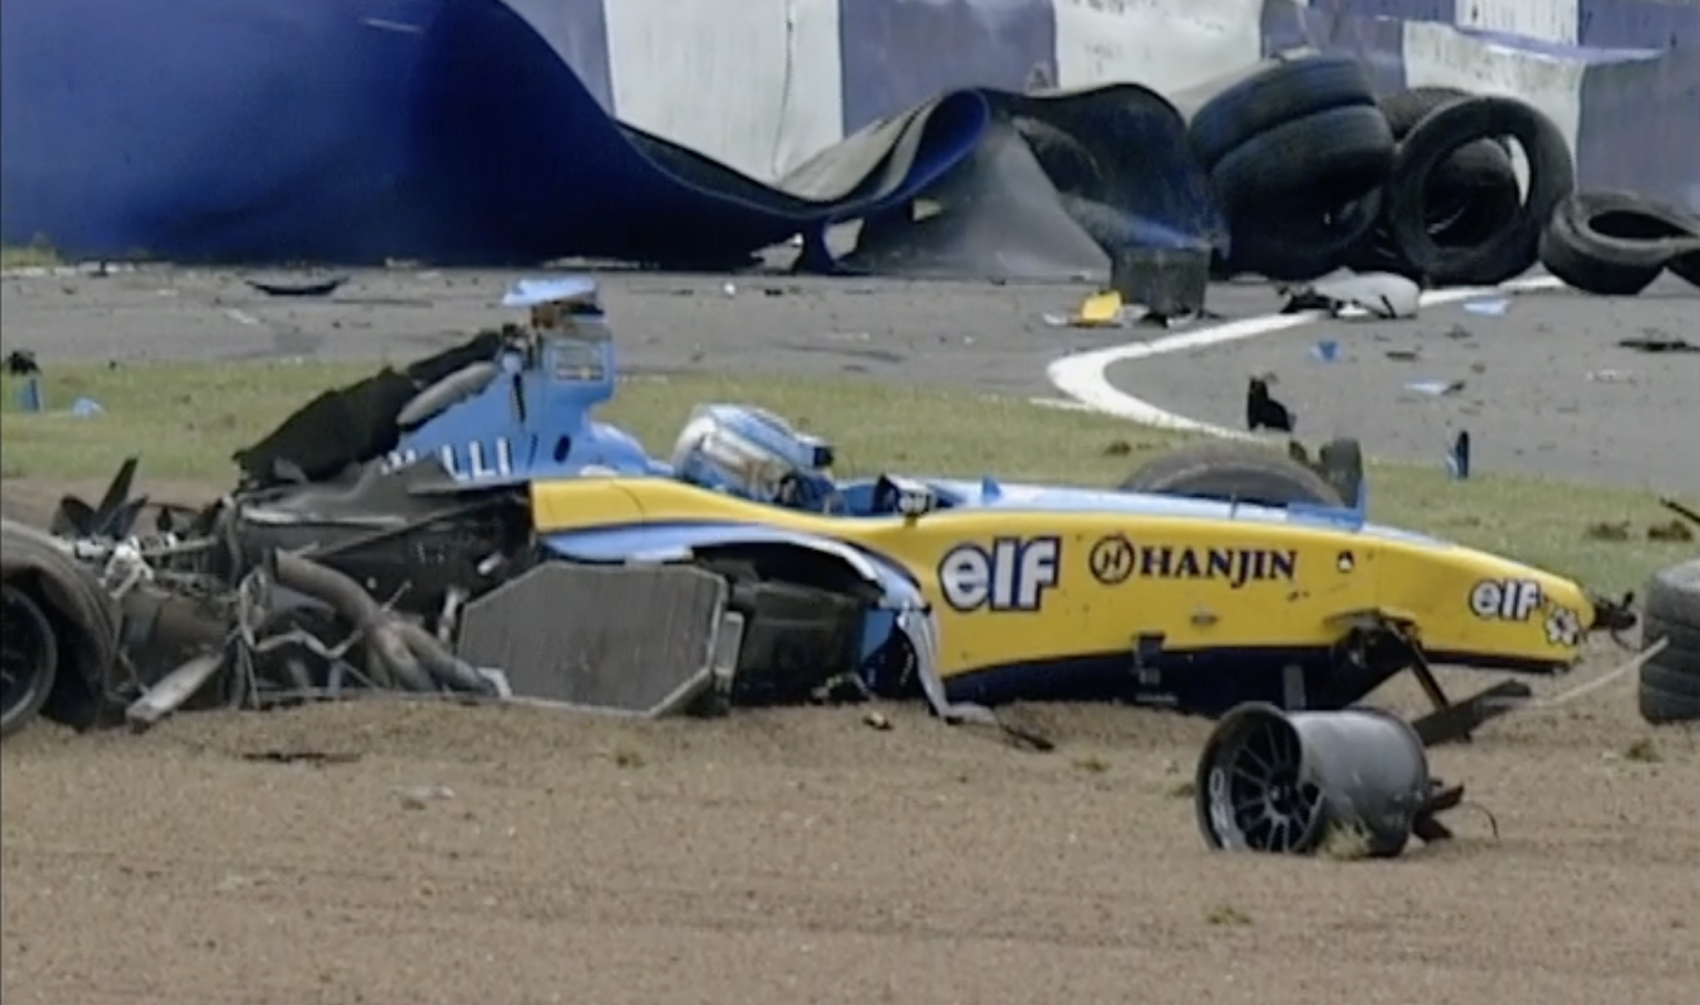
left=670, top=406, right=838, bottom=511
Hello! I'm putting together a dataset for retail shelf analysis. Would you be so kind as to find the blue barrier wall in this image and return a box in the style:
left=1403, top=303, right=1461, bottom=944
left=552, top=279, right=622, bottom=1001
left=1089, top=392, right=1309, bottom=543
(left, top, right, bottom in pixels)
left=2, top=0, right=1695, bottom=264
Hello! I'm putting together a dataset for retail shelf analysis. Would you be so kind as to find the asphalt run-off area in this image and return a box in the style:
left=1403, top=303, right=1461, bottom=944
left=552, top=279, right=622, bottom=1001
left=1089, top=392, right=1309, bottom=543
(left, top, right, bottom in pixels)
left=2, top=265, right=1695, bottom=493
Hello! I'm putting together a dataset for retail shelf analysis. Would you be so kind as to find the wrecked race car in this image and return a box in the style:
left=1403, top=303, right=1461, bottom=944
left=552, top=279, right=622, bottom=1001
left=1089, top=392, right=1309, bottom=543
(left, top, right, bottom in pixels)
left=0, top=276, right=1640, bottom=745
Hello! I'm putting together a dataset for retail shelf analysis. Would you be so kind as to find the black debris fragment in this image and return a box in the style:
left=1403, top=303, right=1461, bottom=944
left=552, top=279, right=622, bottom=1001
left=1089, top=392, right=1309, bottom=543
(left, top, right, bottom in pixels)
left=1618, top=336, right=1697, bottom=354
left=3, top=350, right=41, bottom=376
left=1246, top=375, right=1295, bottom=433
left=244, top=275, right=349, bottom=298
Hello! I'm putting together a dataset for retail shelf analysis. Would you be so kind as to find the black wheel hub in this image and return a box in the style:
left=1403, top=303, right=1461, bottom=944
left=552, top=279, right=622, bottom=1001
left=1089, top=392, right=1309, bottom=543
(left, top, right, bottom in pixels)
left=1222, top=719, right=1323, bottom=854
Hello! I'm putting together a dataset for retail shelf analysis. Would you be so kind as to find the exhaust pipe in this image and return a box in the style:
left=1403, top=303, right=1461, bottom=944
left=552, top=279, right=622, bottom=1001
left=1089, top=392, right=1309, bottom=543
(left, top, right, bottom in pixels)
left=1195, top=702, right=1457, bottom=858
left=271, top=552, right=494, bottom=696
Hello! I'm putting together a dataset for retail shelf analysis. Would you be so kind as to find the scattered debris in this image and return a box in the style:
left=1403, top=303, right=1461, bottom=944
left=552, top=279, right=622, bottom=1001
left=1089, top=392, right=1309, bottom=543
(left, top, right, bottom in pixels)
left=1623, top=737, right=1662, bottom=763
left=1310, top=339, right=1339, bottom=363
left=240, top=750, right=363, bottom=767
left=1586, top=369, right=1637, bottom=384
left=394, top=783, right=456, bottom=809
left=1384, top=348, right=1420, bottom=362
left=244, top=275, right=349, bottom=298
left=1405, top=378, right=1466, bottom=397
left=1101, top=439, right=1134, bottom=457
left=1462, top=297, right=1511, bottom=317
left=1585, top=521, right=1633, bottom=542
left=16, top=377, right=43, bottom=412
left=1205, top=903, right=1253, bottom=926
left=1245, top=374, right=1295, bottom=433
left=862, top=708, right=892, bottom=731
left=1071, top=753, right=1110, bottom=773
left=1281, top=269, right=1421, bottom=319
left=608, top=745, right=646, bottom=769
left=3, top=350, right=40, bottom=375
left=70, top=397, right=104, bottom=417
left=1648, top=520, right=1695, bottom=543
left=1108, top=245, right=1210, bottom=323
left=1618, top=336, right=1697, bottom=354
left=1661, top=496, right=1700, bottom=529
left=1055, top=289, right=1124, bottom=328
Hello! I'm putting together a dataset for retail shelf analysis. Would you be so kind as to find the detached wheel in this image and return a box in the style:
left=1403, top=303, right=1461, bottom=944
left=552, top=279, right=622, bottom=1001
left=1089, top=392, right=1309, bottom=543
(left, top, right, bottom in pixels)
left=2, top=583, right=60, bottom=739
left=1120, top=442, right=1347, bottom=507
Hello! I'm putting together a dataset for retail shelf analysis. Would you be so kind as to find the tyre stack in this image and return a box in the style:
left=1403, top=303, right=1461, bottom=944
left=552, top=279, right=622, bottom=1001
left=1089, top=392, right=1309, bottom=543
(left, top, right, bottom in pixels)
left=1346, top=87, right=1523, bottom=281
left=1189, top=56, right=1395, bottom=282
left=1190, top=56, right=1580, bottom=287
left=1639, top=559, right=1700, bottom=726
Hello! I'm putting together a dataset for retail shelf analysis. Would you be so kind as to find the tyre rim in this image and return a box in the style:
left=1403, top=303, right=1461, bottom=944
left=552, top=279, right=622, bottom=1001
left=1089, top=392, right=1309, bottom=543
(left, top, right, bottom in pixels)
left=1, top=584, right=59, bottom=726
left=1209, top=717, right=1323, bottom=854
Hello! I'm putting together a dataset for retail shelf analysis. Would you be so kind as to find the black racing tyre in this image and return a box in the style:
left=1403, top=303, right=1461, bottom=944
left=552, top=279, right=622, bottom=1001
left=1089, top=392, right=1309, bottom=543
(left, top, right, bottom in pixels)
left=1643, top=559, right=1700, bottom=632
left=1637, top=559, right=1700, bottom=725
left=1, top=583, right=59, bottom=739
left=1638, top=662, right=1700, bottom=725
left=1539, top=191, right=1700, bottom=294
left=0, top=519, right=122, bottom=736
left=1642, top=612, right=1700, bottom=667
left=1226, top=193, right=1382, bottom=281
left=1120, top=441, right=1346, bottom=507
left=1211, top=105, right=1395, bottom=217
left=726, top=579, right=865, bottom=706
left=1670, top=250, right=1700, bottom=288
left=1012, top=115, right=1105, bottom=199
left=1378, top=87, right=1517, bottom=186
left=1386, top=95, right=1576, bottom=287
left=1346, top=87, right=1522, bottom=280
left=1539, top=202, right=1664, bottom=296
left=1189, top=55, right=1377, bottom=170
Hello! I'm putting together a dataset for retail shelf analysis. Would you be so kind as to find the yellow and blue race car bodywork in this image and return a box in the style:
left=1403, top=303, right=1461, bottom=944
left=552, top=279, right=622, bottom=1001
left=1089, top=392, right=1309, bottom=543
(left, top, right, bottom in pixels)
left=527, top=469, right=1597, bottom=715
left=204, top=276, right=1628, bottom=732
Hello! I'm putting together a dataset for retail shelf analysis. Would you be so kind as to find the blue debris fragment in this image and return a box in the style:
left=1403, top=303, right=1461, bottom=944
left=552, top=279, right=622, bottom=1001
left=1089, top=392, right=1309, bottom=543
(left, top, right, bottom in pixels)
left=1310, top=339, right=1339, bottom=363
left=18, top=376, right=43, bottom=413
left=71, top=397, right=105, bottom=417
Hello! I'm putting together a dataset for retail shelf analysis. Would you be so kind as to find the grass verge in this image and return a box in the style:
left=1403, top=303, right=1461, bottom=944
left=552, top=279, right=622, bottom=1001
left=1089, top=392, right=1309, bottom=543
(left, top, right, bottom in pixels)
left=0, top=243, right=64, bottom=270
left=0, top=361, right=1689, bottom=593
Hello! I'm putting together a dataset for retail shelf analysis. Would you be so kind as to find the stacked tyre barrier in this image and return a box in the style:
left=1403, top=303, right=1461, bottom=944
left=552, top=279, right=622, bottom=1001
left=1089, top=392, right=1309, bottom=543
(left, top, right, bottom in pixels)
left=1640, top=560, right=1700, bottom=726
left=1538, top=192, right=1700, bottom=296
left=1188, top=56, right=1699, bottom=295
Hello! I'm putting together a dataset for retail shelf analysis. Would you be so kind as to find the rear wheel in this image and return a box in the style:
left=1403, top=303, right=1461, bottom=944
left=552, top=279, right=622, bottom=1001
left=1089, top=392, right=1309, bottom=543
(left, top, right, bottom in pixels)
left=1120, top=441, right=1349, bottom=507
left=1, top=583, right=61, bottom=739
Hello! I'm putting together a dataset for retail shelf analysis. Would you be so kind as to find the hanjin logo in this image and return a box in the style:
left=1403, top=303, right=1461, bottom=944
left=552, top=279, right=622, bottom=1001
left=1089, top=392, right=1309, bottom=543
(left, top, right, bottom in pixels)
left=1089, top=535, right=1135, bottom=585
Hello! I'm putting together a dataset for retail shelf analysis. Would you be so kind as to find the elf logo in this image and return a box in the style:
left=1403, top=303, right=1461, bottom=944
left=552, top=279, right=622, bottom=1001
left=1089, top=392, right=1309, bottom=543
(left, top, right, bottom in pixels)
left=1468, top=578, right=1544, bottom=622
left=938, top=537, right=1061, bottom=613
